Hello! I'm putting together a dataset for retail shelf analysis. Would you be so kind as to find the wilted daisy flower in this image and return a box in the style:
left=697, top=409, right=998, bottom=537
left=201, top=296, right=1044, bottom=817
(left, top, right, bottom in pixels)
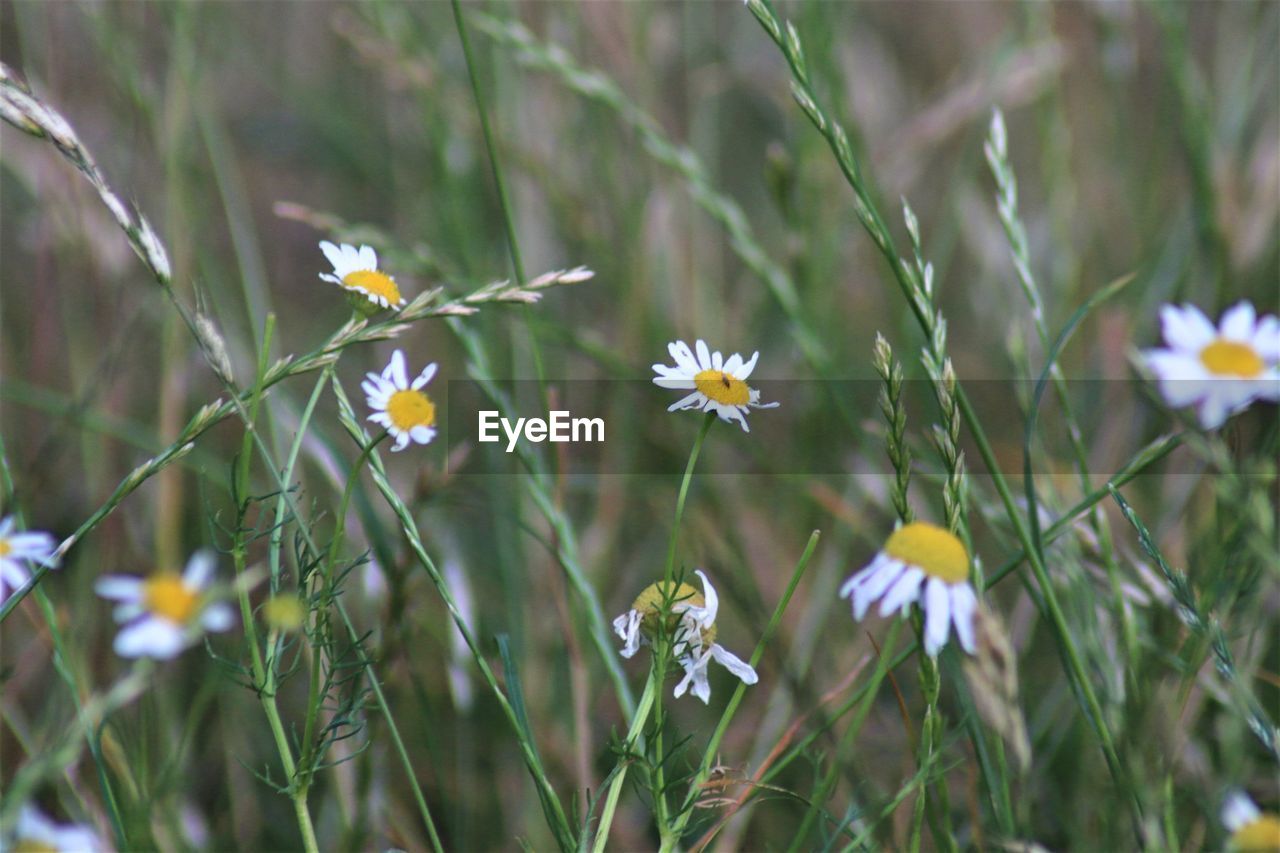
left=0, top=516, right=58, bottom=605
left=95, top=550, right=234, bottom=659
left=319, top=240, right=406, bottom=314
left=840, top=521, right=977, bottom=657
left=5, top=803, right=101, bottom=852
left=1142, top=301, right=1280, bottom=429
left=652, top=339, right=778, bottom=432
left=612, top=569, right=758, bottom=703
left=1222, top=790, right=1280, bottom=852
left=363, top=349, right=439, bottom=451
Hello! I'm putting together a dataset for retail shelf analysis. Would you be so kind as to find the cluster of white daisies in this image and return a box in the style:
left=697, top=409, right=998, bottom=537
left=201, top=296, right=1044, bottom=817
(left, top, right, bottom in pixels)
left=2, top=243, right=1276, bottom=848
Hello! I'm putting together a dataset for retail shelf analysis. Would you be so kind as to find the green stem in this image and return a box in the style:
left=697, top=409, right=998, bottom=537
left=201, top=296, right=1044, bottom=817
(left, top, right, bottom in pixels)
left=663, top=413, right=716, bottom=586
left=592, top=668, right=659, bottom=853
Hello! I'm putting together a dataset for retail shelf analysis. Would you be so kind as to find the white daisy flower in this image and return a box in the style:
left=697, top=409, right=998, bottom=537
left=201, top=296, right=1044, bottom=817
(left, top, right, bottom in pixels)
left=612, top=569, right=758, bottom=704
left=1142, top=301, right=1280, bottom=429
left=652, top=339, right=778, bottom=432
left=5, top=804, right=102, bottom=853
left=363, top=349, right=439, bottom=451
left=1222, top=790, right=1280, bottom=852
left=95, top=550, right=235, bottom=659
left=0, top=515, right=58, bottom=605
left=318, top=240, right=406, bottom=313
left=840, top=521, right=978, bottom=657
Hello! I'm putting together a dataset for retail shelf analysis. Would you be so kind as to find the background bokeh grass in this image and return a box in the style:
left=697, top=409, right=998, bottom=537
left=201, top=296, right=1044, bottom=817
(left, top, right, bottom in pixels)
left=1, top=1, right=1277, bottom=850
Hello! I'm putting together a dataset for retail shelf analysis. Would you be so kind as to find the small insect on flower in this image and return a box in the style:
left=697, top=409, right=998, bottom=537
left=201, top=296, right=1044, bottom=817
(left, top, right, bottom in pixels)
left=3, top=804, right=102, bottom=853
left=1142, top=301, right=1280, bottom=429
left=95, top=550, right=235, bottom=659
left=612, top=569, right=758, bottom=704
left=0, top=515, right=58, bottom=606
left=652, top=339, right=779, bottom=432
left=1222, top=790, right=1280, bottom=852
left=840, top=521, right=978, bottom=657
left=363, top=349, right=439, bottom=451
left=318, top=240, right=406, bottom=315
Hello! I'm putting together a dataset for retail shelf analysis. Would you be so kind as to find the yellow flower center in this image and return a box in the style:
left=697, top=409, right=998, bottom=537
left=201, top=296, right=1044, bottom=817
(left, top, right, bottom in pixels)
left=342, top=269, right=403, bottom=306
left=0, top=539, right=11, bottom=557
left=632, top=581, right=716, bottom=646
left=143, top=573, right=200, bottom=624
left=1232, top=815, right=1280, bottom=852
left=1200, top=338, right=1264, bottom=378
left=884, top=522, right=970, bottom=584
left=694, top=369, right=750, bottom=406
left=386, top=390, right=436, bottom=433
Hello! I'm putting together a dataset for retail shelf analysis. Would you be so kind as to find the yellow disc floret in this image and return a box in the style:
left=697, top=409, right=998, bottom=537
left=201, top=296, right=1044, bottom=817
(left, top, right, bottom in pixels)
left=1231, top=814, right=1280, bottom=852
left=1200, top=339, right=1265, bottom=378
left=386, top=390, right=436, bottom=433
left=342, top=269, right=403, bottom=307
left=632, top=580, right=716, bottom=646
left=694, top=370, right=751, bottom=406
left=143, top=574, right=200, bottom=624
left=883, top=522, right=970, bottom=584
left=0, top=539, right=11, bottom=557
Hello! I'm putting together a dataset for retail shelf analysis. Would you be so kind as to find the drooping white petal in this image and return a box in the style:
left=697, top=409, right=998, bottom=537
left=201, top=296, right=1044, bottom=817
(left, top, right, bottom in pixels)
left=668, top=341, right=699, bottom=373
left=878, top=566, right=925, bottom=617
left=409, top=425, right=435, bottom=445
left=613, top=609, right=642, bottom=658
left=667, top=391, right=705, bottom=412
left=1198, top=388, right=1237, bottom=429
left=709, top=643, right=758, bottom=684
left=853, top=559, right=904, bottom=621
left=949, top=582, right=978, bottom=655
left=674, top=650, right=713, bottom=703
left=923, top=578, right=952, bottom=656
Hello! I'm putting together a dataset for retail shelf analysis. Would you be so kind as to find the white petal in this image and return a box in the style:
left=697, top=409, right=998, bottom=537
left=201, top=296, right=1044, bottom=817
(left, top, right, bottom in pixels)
left=710, top=643, right=758, bottom=684
left=668, top=391, right=706, bottom=412
left=693, top=569, right=719, bottom=626
left=1219, top=301, right=1256, bottom=342
left=668, top=340, right=699, bottom=373
left=1222, top=791, right=1261, bottom=832
left=1197, top=389, right=1236, bottom=429
left=923, top=578, right=952, bottom=656
left=1160, top=304, right=1215, bottom=351
left=409, top=425, right=436, bottom=445
left=391, top=432, right=411, bottom=452
left=1144, top=350, right=1207, bottom=383
left=878, top=566, right=925, bottom=617
left=115, top=618, right=188, bottom=659
left=1253, top=315, right=1280, bottom=361
left=113, top=602, right=144, bottom=622
left=385, top=350, right=409, bottom=388
left=723, top=353, right=744, bottom=375
left=358, top=244, right=378, bottom=270
left=695, top=340, right=713, bottom=371
left=95, top=576, right=144, bottom=601
left=319, top=240, right=345, bottom=271
left=202, top=603, right=235, bottom=632
left=613, top=610, right=642, bottom=658
left=712, top=350, right=723, bottom=371
left=674, top=651, right=712, bottom=703
left=654, top=377, right=698, bottom=390
left=949, top=583, right=978, bottom=655
left=412, top=363, right=438, bottom=389
left=182, top=550, right=217, bottom=589
left=715, top=403, right=750, bottom=432
left=738, top=351, right=760, bottom=379
left=853, top=558, right=905, bottom=620
left=0, top=559, right=31, bottom=596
